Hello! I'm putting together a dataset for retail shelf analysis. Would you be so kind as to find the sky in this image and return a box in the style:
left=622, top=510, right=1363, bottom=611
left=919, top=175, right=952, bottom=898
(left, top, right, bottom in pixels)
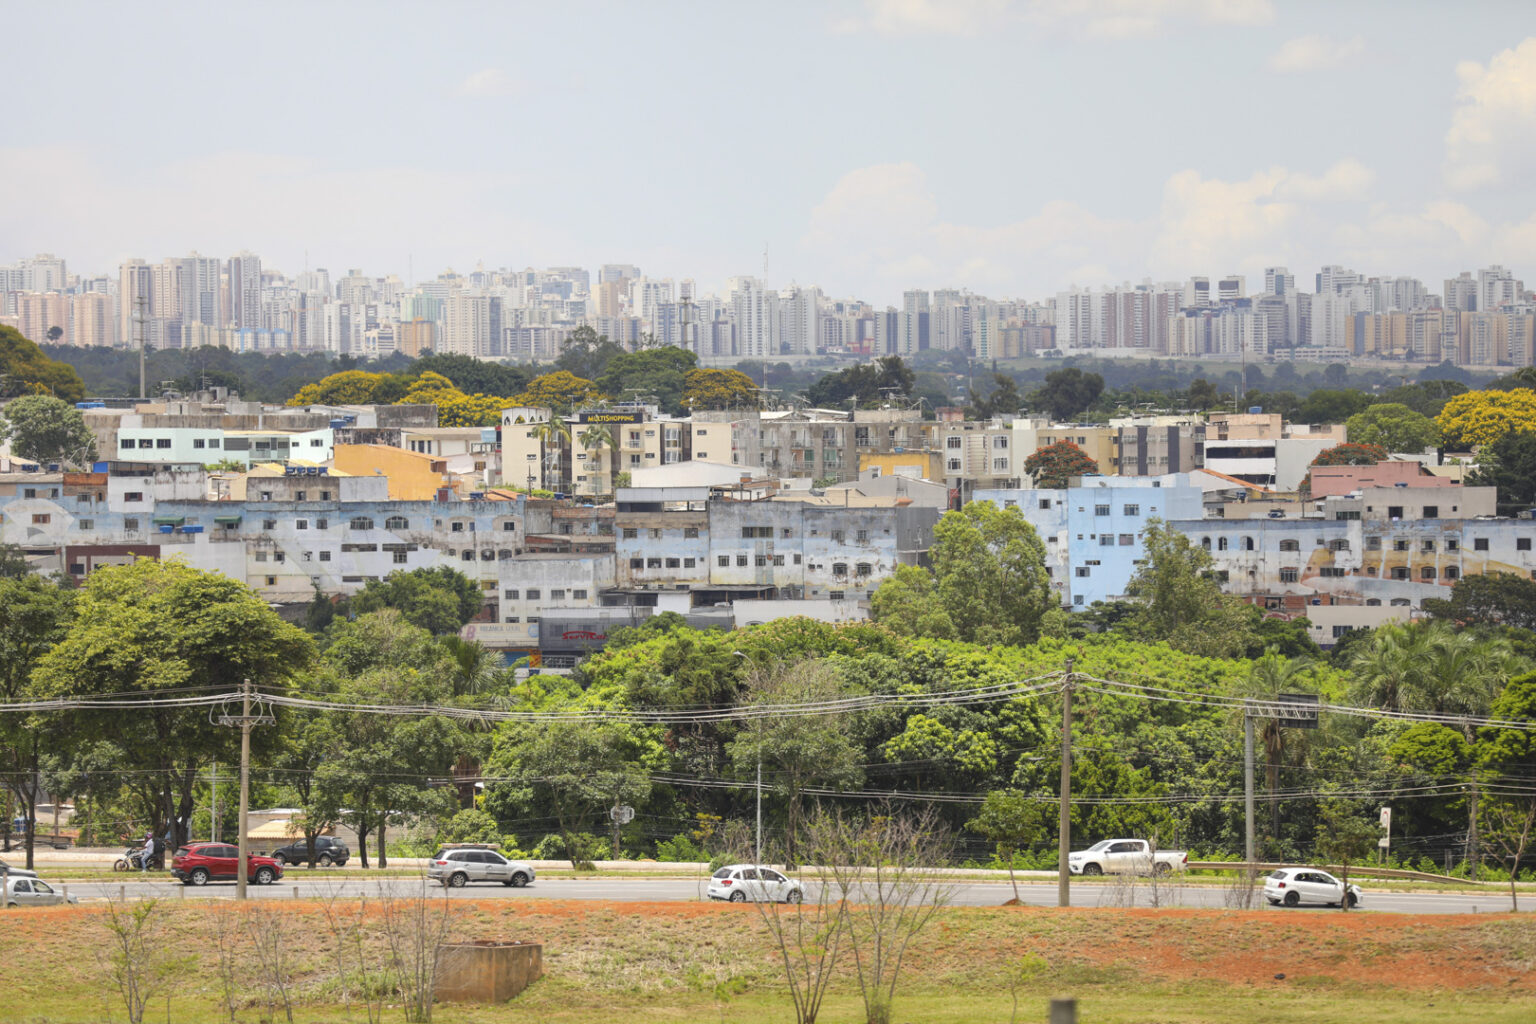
left=3, top=0, right=1534, bottom=306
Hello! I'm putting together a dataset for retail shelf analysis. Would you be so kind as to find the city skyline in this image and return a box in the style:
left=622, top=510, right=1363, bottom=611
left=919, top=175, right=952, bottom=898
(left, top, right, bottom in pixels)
left=1, top=2, right=1532, bottom=303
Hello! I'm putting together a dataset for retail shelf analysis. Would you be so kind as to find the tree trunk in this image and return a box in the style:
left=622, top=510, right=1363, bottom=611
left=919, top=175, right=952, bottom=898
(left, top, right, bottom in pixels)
left=377, top=814, right=388, bottom=869
left=357, top=822, right=372, bottom=869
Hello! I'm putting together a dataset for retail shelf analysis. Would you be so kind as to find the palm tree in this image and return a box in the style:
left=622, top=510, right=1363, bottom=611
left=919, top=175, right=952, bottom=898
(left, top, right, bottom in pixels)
left=577, top=424, right=616, bottom=497
left=1242, top=650, right=1317, bottom=847
left=1351, top=620, right=1524, bottom=874
left=531, top=413, right=571, bottom=492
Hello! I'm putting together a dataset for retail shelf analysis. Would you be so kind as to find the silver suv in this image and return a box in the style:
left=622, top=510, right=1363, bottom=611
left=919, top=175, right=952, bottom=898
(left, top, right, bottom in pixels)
left=427, top=845, right=536, bottom=888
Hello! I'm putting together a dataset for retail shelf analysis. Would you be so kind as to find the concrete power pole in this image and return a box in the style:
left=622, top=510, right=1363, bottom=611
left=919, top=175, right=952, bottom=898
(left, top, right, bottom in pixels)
left=217, top=678, right=272, bottom=900
left=1057, top=659, right=1075, bottom=908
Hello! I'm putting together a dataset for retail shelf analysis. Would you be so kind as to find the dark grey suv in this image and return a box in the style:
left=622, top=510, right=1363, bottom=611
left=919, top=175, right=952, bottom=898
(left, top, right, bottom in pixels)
left=269, top=835, right=350, bottom=867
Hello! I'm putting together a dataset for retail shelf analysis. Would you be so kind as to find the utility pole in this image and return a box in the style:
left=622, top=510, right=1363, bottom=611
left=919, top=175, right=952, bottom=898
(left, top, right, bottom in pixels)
left=135, top=294, right=148, bottom=401
left=217, top=678, right=273, bottom=900
left=1243, top=710, right=1255, bottom=864
left=1058, top=658, right=1075, bottom=908
left=211, top=762, right=218, bottom=844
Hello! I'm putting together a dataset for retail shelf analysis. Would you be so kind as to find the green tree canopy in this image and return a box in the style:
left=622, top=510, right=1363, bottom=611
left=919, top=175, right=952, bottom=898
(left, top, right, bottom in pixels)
left=595, top=347, right=698, bottom=414
left=350, top=566, right=482, bottom=635
left=1345, top=403, right=1439, bottom=452
left=1122, top=518, right=1258, bottom=659
left=0, top=324, right=85, bottom=401
left=0, top=394, right=97, bottom=467
left=1031, top=367, right=1104, bottom=420
left=555, top=325, right=625, bottom=381
left=878, top=501, right=1054, bottom=647
left=29, top=559, right=314, bottom=850
left=682, top=367, right=760, bottom=411
left=1422, top=571, right=1536, bottom=633
left=1469, top=430, right=1536, bottom=514
left=804, top=356, right=914, bottom=408
left=1295, top=389, right=1373, bottom=424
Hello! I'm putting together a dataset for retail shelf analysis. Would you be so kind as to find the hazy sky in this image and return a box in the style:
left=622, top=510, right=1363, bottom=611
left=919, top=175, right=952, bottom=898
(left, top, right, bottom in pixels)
left=3, top=0, right=1534, bottom=304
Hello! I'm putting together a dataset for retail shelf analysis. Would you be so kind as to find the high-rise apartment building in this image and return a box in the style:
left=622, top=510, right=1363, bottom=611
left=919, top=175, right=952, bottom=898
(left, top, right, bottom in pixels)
left=1444, top=271, right=1479, bottom=312
left=118, top=259, right=153, bottom=345
left=443, top=294, right=503, bottom=358
left=1479, top=265, right=1524, bottom=312
left=228, top=252, right=263, bottom=330
left=729, top=276, right=771, bottom=358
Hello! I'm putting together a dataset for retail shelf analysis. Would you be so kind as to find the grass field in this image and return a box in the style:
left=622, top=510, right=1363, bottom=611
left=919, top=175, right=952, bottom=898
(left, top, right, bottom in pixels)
left=2, top=898, right=1533, bottom=1023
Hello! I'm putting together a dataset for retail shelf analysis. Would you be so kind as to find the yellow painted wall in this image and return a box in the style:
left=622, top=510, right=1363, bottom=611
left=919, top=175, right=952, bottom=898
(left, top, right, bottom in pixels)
left=859, top=450, right=944, bottom=481
left=332, top=444, right=446, bottom=500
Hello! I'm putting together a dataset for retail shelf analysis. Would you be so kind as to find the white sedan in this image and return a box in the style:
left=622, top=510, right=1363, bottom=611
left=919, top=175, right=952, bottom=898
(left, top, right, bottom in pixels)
left=707, top=864, right=804, bottom=904
left=1264, top=868, right=1362, bottom=908
left=4, top=876, right=77, bottom=907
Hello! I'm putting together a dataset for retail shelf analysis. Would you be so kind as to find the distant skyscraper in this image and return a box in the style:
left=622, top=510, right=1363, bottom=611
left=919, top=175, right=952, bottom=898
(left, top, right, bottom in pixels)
left=118, top=259, right=153, bottom=345
left=900, top=289, right=930, bottom=354
left=1479, top=265, right=1523, bottom=311
left=229, top=252, right=263, bottom=330
left=729, top=276, right=770, bottom=358
left=1444, top=271, right=1478, bottom=312
left=1264, top=267, right=1295, bottom=296
left=599, top=264, right=641, bottom=284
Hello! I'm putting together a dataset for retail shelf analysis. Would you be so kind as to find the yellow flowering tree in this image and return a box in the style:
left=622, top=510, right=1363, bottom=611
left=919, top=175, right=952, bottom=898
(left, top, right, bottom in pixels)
left=682, top=367, right=759, bottom=410
left=514, top=371, right=606, bottom=412
left=287, top=369, right=399, bottom=406
left=1436, top=390, right=1536, bottom=449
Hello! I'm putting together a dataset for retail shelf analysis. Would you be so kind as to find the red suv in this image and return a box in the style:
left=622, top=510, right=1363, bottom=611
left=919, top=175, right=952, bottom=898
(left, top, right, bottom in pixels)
left=171, top=843, right=284, bottom=887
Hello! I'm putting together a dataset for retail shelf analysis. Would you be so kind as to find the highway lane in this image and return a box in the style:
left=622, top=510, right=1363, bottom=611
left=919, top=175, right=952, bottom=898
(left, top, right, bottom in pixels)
left=56, top=875, right=1530, bottom=914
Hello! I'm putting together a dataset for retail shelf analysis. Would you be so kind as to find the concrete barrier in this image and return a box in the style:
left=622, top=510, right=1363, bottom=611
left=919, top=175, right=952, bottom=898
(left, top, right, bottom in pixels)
left=434, top=941, right=543, bottom=1003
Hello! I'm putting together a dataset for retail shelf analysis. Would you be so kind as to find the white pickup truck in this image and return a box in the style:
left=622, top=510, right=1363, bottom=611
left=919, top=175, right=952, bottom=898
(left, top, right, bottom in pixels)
left=1067, top=839, right=1188, bottom=876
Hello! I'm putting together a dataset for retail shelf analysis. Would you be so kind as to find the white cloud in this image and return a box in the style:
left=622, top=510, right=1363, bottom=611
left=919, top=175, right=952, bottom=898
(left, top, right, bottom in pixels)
left=1266, top=34, right=1364, bottom=74
left=1445, top=37, right=1536, bottom=191
left=831, top=0, right=1270, bottom=37
left=795, top=156, right=1530, bottom=300
left=455, top=68, right=521, bottom=98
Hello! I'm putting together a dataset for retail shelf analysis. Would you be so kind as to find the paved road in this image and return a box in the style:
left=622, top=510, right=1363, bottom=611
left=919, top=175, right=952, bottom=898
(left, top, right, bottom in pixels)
left=55, top=875, right=1527, bottom=914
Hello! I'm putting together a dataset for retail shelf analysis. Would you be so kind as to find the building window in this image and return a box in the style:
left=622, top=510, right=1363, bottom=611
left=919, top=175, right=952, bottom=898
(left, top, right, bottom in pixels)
left=856, top=563, right=872, bottom=577
left=319, top=550, right=331, bottom=562
left=77, top=518, right=93, bottom=530
left=504, top=616, right=520, bottom=624
left=648, top=557, right=662, bottom=568
left=316, top=518, right=328, bottom=530
left=550, top=589, right=566, bottom=600
left=255, top=551, right=267, bottom=563
left=1279, top=568, right=1298, bottom=583
left=1423, top=505, right=1439, bottom=519
left=1394, top=539, right=1410, bottom=551
left=718, top=555, right=730, bottom=567
left=793, top=554, right=803, bottom=565
left=350, top=516, right=374, bottom=530
left=30, top=513, right=50, bottom=524
left=684, top=558, right=696, bottom=568
left=629, top=557, right=643, bottom=569
left=666, top=558, right=680, bottom=568
left=1475, top=538, right=1489, bottom=551
left=273, top=551, right=285, bottom=563
left=1075, top=567, right=1090, bottom=577
left=461, top=551, right=474, bottom=562
left=1123, top=504, right=1139, bottom=516
left=1519, top=538, right=1532, bottom=552
left=1242, top=536, right=1255, bottom=551
left=1328, top=540, right=1350, bottom=552
left=946, top=436, right=962, bottom=449
left=451, top=521, right=464, bottom=532
left=1279, top=539, right=1299, bottom=552
left=1445, top=566, right=1459, bottom=580
left=296, top=519, right=308, bottom=530
left=1095, top=504, right=1110, bottom=516
left=736, top=555, right=748, bottom=567
left=623, top=528, right=638, bottom=539
left=124, top=492, right=144, bottom=503
left=193, top=439, right=205, bottom=449
left=946, top=459, right=961, bottom=471
left=1118, top=534, right=1134, bottom=546
left=262, top=519, right=276, bottom=530
left=1099, top=534, right=1114, bottom=547
left=119, top=439, right=133, bottom=449
left=1320, top=567, right=1346, bottom=577
left=755, top=555, right=767, bottom=567
left=684, top=527, right=699, bottom=539
left=137, top=439, right=152, bottom=449
left=386, top=516, right=408, bottom=530
left=124, top=517, right=139, bottom=531
left=1217, top=537, right=1228, bottom=551
left=1391, top=566, right=1410, bottom=580
left=526, top=589, right=541, bottom=600
left=1447, top=539, right=1459, bottom=551
left=1421, top=566, right=1437, bottom=579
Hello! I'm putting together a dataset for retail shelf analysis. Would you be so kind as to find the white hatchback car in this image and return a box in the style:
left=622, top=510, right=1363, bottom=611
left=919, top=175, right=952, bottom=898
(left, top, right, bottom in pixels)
left=708, top=864, right=804, bottom=903
left=1264, top=867, right=1362, bottom=908
left=4, top=876, right=77, bottom=907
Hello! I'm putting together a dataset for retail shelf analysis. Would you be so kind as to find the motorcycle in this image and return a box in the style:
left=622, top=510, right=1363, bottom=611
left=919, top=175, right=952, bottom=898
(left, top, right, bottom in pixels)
left=112, top=846, right=162, bottom=872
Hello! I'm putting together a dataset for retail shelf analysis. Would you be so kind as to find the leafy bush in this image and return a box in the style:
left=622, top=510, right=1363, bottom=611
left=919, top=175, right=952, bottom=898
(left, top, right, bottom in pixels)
left=655, top=833, right=708, bottom=863
left=440, top=808, right=500, bottom=846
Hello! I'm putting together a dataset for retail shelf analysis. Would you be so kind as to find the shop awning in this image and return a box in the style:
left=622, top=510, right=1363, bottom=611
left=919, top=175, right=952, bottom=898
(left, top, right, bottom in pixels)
left=151, top=515, right=185, bottom=525
left=213, top=514, right=243, bottom=524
